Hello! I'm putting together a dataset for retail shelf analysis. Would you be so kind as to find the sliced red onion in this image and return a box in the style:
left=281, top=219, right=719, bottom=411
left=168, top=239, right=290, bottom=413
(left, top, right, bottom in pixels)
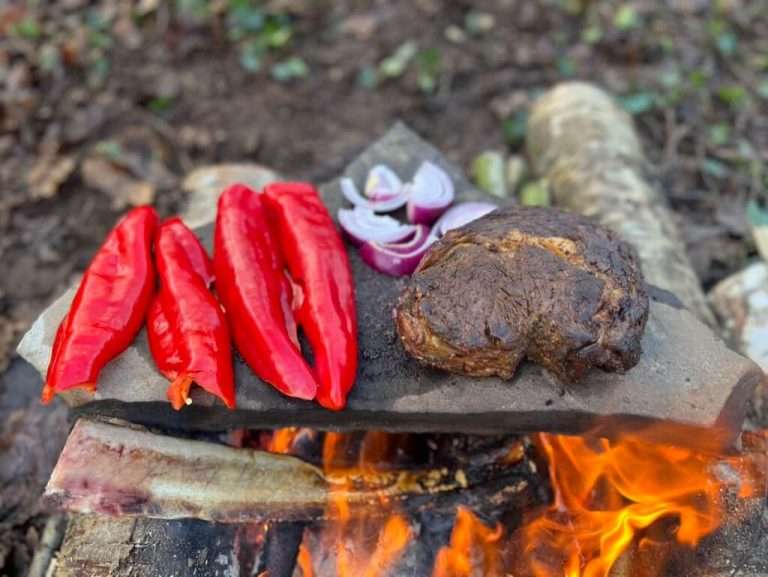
left=406, top=161, right=455, bottom=225
left=365, top=165, right=403, bottom=201
left=359, top=225, right=436, bottom=277
left=341, top=177, right=408, bottom=213
left=337, top=206, right=417, bottom=247
left=432, top=201, right=498, bottom=237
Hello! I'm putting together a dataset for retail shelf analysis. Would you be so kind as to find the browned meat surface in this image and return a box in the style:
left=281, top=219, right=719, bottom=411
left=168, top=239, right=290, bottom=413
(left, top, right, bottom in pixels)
left=395, top=207, right=649, bottom=383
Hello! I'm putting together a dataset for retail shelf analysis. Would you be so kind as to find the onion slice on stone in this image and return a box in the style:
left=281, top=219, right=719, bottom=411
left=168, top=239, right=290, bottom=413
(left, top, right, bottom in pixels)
left=432, top=201, right=498, bottom=237
left=406, top=161, right=455, bottom=225
left=365, top=164, right=404, bottom=201
left=359, top=225, right=436, bottom=277
left=341, top=177, right=408, bottom=213
left=337, top=206, right=417, bottom=247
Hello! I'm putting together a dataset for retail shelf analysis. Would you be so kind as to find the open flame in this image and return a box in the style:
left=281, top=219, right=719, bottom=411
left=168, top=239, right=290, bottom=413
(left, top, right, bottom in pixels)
left=265, top=427, right=764, bottom=577
left=520, top=429, right=763, bottom=577
left=432, top=506, right=504, bottom=577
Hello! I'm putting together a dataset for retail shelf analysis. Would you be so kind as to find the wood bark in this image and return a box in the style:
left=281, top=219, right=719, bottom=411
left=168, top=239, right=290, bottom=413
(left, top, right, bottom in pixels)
left=527, top=81, right=715, bottom=326
left=52, top=515, right=243, bottom=577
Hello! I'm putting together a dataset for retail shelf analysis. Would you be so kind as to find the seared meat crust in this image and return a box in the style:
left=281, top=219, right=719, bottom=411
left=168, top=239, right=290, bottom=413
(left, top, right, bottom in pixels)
left=395, top=207, right=649, bottom=383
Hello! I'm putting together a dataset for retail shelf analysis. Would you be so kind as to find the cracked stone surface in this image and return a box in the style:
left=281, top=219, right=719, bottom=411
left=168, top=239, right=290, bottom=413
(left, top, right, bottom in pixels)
left=17, top=123, right=764, bottom=445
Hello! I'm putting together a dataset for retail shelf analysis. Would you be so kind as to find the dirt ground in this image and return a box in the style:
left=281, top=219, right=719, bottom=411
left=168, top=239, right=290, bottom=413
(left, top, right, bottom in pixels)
left=0, top=1, right=767, bottom=575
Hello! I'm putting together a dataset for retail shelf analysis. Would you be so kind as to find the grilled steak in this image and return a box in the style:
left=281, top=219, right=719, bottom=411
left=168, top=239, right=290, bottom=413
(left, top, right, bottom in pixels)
left=395, top=207, right=649, bottom=383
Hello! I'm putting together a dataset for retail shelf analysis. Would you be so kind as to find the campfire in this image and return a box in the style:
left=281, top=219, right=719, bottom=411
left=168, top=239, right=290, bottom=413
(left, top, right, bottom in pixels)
left=17, top=94, right=768, bottom=577
left=245, top=426, right=766, bottom=577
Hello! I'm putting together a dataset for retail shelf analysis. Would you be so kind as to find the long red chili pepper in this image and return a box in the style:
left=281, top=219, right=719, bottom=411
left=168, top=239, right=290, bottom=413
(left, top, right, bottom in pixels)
left=263, top=182, right=358, bottom=411
left=42, top=206, right=158, bottom=403
left=147, top=217, right=235, bottom=410
left=214, top=184, right=318, bottom=400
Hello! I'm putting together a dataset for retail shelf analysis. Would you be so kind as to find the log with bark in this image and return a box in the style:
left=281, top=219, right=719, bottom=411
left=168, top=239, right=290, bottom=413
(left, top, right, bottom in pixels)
left=44, top=419, right=539, bottom=524
left=527, top=81, right=716, bottom=326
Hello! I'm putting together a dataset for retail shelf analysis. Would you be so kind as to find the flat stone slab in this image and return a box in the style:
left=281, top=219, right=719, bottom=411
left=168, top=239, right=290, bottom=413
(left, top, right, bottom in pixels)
left=18, top=123, right=763, bottom=445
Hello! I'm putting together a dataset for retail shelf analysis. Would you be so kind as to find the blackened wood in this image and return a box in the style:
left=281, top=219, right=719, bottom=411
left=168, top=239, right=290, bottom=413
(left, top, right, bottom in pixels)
left=256, top=521, right=305, bottom=577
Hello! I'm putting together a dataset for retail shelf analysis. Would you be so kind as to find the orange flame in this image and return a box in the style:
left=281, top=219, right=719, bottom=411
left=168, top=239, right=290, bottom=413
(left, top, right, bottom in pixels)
left=299, top=431, right=412, bottom=577
left=432, top=506, right=504, bottom=577
left=271, top=426, right=764, bottom=577
left=267, top=427, right=301, bottom=454
left=521, top=430, right=762, bottom=577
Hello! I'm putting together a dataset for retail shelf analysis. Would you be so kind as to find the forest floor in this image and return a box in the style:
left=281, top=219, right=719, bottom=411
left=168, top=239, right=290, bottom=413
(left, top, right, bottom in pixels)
left=0, top=1, right=767, bottom=575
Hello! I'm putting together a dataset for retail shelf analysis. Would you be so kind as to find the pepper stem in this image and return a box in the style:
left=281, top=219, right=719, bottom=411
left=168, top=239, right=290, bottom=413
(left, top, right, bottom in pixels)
left=167, top=374, right=194, bottom=411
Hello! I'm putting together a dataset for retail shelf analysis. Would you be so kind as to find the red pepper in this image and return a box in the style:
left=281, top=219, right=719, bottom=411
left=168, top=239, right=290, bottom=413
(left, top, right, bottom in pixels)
left=42, top=206, right=158, bottom=403
left=263, top=182, right=358, bottom=411
left=147, top=217, right=235, bottom=410
left=214, top=184, right=318, bottom=400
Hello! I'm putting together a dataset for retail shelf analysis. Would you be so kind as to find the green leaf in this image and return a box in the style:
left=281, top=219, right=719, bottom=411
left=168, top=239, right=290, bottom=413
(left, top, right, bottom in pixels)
left=519, top=180, right=551, bottom=207
left=619, top=92, right=656, bottom=115
left=614, top=4, right=639, bottom=30
left=260, top=17, right=292, bottom=48
left=702, top=158, right=728, bottom=179
left=757, top=79, right=768, bottom=100
left=417, top=47, right=441, bottom=93
left=717, top=84, right=748, bottom=107
left=582, top=25, right=602, bottom=44
left=148, top=97, right=174, bottom=113
left=358, top=66, right=378, bottom=90
left=239, top=40, right=264, bottom=72
left=471, top=151, right=508, bottom=198
left=271, top=57, right=308, bottom=82
left=708, top=124, right=730, bottom=147
left=227, top=1, right=265, bottom=36
left=689, top=70, right=709, bottom=90
left=13, top=18, right=41, bottom=40
left=176, top=0, right=210, bottom=19
left=87, top=57, right=110, bottom=88
left=94, top=140, right=124, bottom=160
left=556, top=56, right=576, bottom=77
left=503, top=111, right=528, bottom=146
left=747, top=200, right=768, bottom=227
left=89, top=31, right=113, bottom=50
left=716, top=31, right=737, bottom=55
left=379, top=41, right=417, bottom=79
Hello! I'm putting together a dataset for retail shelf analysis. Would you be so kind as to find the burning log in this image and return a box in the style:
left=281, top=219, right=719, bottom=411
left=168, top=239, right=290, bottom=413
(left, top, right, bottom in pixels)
left=44, top=420, right=539, bottom=524
left=527, top=81, right=716, bottom=327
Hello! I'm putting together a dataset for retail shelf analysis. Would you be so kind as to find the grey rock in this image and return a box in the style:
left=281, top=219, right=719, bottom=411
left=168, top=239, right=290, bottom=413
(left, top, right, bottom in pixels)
left=17, top=123, right=763, bottom=445
left=709, top=262, right=768, bottom=426
left=710, top=262, right=768, bottom=371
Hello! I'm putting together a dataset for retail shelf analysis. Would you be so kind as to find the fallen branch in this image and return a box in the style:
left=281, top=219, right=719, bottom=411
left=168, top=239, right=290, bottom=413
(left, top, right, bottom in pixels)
left=44, top=420, right=535, bottom=523
left=527, top=81, right=716, bottom=326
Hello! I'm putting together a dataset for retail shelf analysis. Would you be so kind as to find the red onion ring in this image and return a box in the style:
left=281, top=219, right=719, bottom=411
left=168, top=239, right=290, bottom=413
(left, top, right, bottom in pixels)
left=338, top=206, right=418, bottom=247
left=359, top=225, right=436, bottom=276
left=365, top=165, right=403, bottom=201
left=432, top=201, right=498, bottom=237
left=341, top=177, right=408, bottom=213
left=406, top=161, right=455, bottom=225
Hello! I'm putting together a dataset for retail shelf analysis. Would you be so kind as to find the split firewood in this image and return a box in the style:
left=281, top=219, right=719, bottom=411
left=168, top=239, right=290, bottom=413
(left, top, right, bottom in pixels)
left=44, top=419, right=536, bottom=523
left=527, top=81, right=716, bottom=327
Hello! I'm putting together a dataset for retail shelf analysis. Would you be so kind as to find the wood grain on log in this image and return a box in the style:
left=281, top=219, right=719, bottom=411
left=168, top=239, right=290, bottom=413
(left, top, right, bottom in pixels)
left=527, top=82, right=716, bottom=327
